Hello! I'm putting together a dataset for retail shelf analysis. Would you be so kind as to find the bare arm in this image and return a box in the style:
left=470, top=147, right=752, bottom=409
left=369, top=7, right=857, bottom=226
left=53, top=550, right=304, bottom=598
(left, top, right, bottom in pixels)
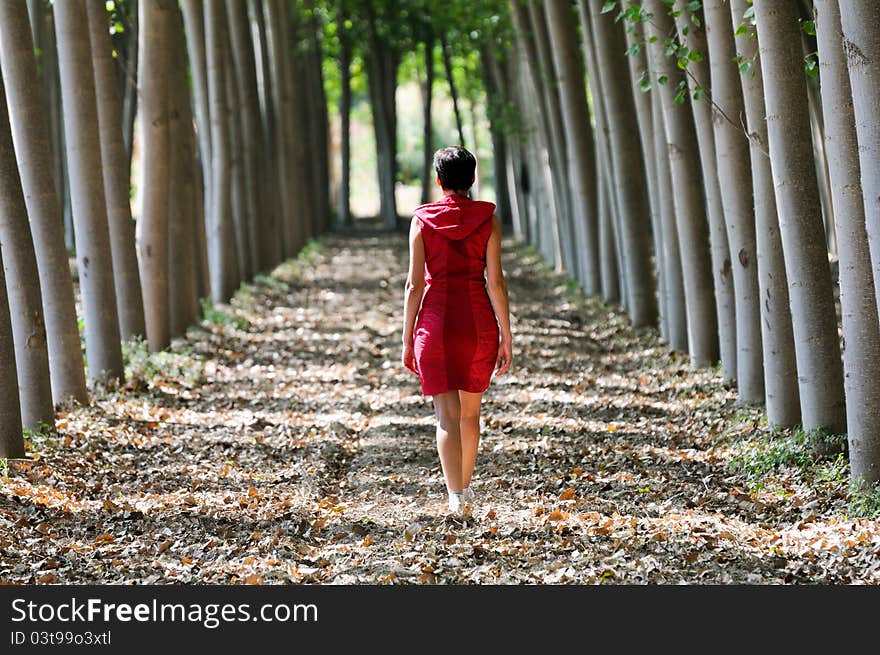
left=402, top=218, right=426, bottom=351
left=485, top=215, right=513, bottom=374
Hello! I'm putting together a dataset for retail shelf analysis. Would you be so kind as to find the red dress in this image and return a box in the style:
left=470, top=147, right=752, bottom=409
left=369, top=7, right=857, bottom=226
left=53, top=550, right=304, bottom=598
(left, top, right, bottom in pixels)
left=413, top=194, right=499, bottom=396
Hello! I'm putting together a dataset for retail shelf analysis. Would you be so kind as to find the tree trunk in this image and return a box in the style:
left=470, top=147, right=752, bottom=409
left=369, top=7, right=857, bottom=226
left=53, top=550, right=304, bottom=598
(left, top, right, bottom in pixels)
left=227, top=0, right=264, bottom=274
left=527, top=1, right=575, bottom=276
left=672, top=2, right=736, bottom=380
left=249, top=0, right=282, bottom=268
left=839, top=1, right=880, bottom=327
left=754, top=0, right=845, bottom=433
left=730, top=0, right=800, bottom=428
left=55, top=1, right=124, bottom=385
left=204, top=0, right=238, bottom=301
left=545, top=0, right=600, bottom=296
left=651, top=68, right=688, bottom=352
left=167, top=4, right=200, bottom=335
left=136, top=0, right=172, bottom=351
left=815, top=0, right=880, bottom=484
left=441, top=34, right=466, bottom=149
left=339, top=1, right=354, bottom=222
left=87, top=0, right=146, bottom=344
left=0, top=1, right=88, bottom=406
left=645, top=0, right=717, bottom=367
left=283, top=7, right=312, bottom=248
left=622, top=21, right=661, bottom=311
left=365, top=10, right=399, bottom=230
left=509, top=0, right=563, bottom=269
left=0, top=74, right=54, bottom=431
left=481, top=47, right=513, bottom=226
left=225, top=45, right=252, bottom=282
left=0, top=256, right=23, bottom=456
left=304, top=8, right=331, bottom=235
left=585, top=1, right=657, bottom=327
left=703, top=1, right=764, bottom=402
left=120, top=0, right=138, bottom=167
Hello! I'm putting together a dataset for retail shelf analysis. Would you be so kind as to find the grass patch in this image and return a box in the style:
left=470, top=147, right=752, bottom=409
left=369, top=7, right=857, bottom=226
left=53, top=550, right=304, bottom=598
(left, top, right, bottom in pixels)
left=199, top=299, right=249, bottom=331
left=122, top=336, right=204, bottom=385
left=729, top=426, right=848, bottom=493
left=848, top=480, right=880, bottom=518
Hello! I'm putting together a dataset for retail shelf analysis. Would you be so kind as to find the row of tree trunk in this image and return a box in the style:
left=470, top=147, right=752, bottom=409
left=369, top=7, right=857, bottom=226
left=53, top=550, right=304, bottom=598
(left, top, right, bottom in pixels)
left=497, top=0, right=880, bottom=486
left=0, top=0, right=331, bottom=457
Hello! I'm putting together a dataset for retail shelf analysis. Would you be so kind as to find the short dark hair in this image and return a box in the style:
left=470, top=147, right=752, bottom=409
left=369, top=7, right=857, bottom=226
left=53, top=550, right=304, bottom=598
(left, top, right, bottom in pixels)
left=433, top=146, right=476, bottom=191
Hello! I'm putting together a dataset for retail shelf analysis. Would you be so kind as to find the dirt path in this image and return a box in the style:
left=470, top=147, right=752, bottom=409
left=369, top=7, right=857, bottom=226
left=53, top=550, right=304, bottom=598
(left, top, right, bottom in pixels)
left=2, top=223, right=879, bottom=584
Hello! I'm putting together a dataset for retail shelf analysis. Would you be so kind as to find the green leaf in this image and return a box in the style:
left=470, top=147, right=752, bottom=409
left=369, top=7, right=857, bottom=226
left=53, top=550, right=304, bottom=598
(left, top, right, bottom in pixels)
left=803, top=20, right=815, bottom=36
left=601, top=1, right=617, bottom=13
left=692, top=14, right=701, bottom=27
left=735, top=23, right=748, bottom=36
left=693, top=85, right=704, bottom=101
left=677, top=56, right=689, bottom=70
left=626, top=43, right=640, bottom=57
left=639, top=72, right=653, bottom=92
left=658, top=75, right=669, bottom=85
left=687, top=1, right=702, bottom=10
left=688, top=49, right=703, bottom=62
left=738, top=61, right=753, bottom=75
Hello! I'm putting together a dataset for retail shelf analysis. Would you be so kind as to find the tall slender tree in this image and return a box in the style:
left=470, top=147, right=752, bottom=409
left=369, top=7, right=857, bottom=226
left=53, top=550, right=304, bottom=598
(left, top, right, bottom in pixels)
left=704, top=0, right=763, bottom=402
left=87, top=0, right=147, bottom=344
left=730, top=0, right=799, bottom=427
left=0, top=2, right=88, bottom=406
left=54, top=0, right=124, bottom=385
left=644, top=0, right=717, bottom=366
left=339, top=0, right=354, bottom=222
left=839, top=2, right=880, bottom=323
left=0, top=255, right=23, bottom=457
left=0, top=74, right=54, bottom=431
left=545, top=0, right=600, bottom=296
left=754, top=0, right=844, bottom=433
left=815, top=0, right=880, bottom=483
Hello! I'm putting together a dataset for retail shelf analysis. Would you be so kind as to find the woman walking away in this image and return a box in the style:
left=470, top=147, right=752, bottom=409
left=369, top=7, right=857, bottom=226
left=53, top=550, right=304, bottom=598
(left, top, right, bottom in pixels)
left=401, top=146, right=513, bottom=516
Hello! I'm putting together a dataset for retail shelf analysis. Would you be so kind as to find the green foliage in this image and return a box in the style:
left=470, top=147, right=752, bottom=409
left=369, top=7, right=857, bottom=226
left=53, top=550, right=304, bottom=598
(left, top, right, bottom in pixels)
left=849, top=480, right=880, bottom=518
left=0, top=458, right=8, bottom=478
left=122, top=336, right=204, bottom=386
left=199, top=299, right=249, bottom=332
left=729, top=427, right=848, bottom=492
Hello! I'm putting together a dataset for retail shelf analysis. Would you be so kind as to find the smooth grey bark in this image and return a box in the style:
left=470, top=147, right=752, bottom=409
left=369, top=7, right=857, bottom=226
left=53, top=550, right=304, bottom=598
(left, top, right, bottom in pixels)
left=304, top=8, right=330, bottom=235
left=575, top=1, right=619, bottom=304
left=87, top=0, right=146, bottom=343
left=494, top=48, right=528, bottom=239
left=754, top=0, right=845, bottom=433
left=204, top=0, right=238, bottom=301
left=730, top=0, right=800, bottom=428
left=339, top=2, right=353, bottom=222
left=650, top=60, right=687, bottom=353
left=528, top=0, right=575, bottom=277
left=509, top=0, right=560, bottom=266
left=0, top=74, right=54, bottom=431
left=645, top=0, right=717, bottom=366
left=839, top=2, right=880, bottom=326
left=136, top=0, right=172, bottom=351
left=815, top=0, right=880, bottom=484
left=481, top=47, right=513, bottom=227
left=180, top=0, right=212, bottom=235
left=703, top=1, right=764, bottom=402
left=54, top=1, right=124, bottom=384
left=120, top=1, right=138, bottom=166
left=225, top=44, right=251, bottom=282
left=249, top=0, right=282, bottom=268
left=0, top=254, right=23, bottom=457
left=0, top=1, right=88, bottom=406
left=167, top=4, right=199, bottom=335
left=672, top=2, right=736, bottom=380
left=586, top=2, right=657, bottom=327
left=227, top=0, right=263, bottom=273
left=622, top=21, right=661, bottom=311
left=546, top=0, right=600, bottom=296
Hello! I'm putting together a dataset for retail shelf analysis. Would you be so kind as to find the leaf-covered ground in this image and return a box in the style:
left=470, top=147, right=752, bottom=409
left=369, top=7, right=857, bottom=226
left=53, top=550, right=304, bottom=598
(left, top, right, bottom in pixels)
left=3, top=221, right=880, bottom=585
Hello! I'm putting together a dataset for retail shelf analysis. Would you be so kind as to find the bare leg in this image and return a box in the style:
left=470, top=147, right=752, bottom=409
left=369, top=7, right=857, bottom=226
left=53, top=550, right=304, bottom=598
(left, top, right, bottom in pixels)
left=433, top=390, right=463, bottom=493
left=459, top=391, right=483, bottom=488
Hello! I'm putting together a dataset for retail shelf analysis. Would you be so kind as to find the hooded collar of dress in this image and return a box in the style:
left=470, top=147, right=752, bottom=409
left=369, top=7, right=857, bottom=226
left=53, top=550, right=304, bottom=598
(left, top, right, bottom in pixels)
left=414, top=194, right=496, bottom=241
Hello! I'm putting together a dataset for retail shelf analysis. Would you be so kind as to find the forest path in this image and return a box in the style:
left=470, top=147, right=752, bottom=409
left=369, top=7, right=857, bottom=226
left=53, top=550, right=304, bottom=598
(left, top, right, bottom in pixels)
left=2, top=223, right=877, bottom=584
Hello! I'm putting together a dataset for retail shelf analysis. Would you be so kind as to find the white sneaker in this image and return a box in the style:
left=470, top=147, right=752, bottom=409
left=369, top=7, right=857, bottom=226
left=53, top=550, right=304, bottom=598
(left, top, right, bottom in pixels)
left=447, top=491, right=463, bottom=514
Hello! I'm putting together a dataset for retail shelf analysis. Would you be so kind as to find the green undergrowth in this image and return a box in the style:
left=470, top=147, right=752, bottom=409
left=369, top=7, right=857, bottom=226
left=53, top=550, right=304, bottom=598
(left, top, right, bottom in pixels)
left=122, top=336, right=204, bottom=386
left=725, top=422, right=880, bottom=517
